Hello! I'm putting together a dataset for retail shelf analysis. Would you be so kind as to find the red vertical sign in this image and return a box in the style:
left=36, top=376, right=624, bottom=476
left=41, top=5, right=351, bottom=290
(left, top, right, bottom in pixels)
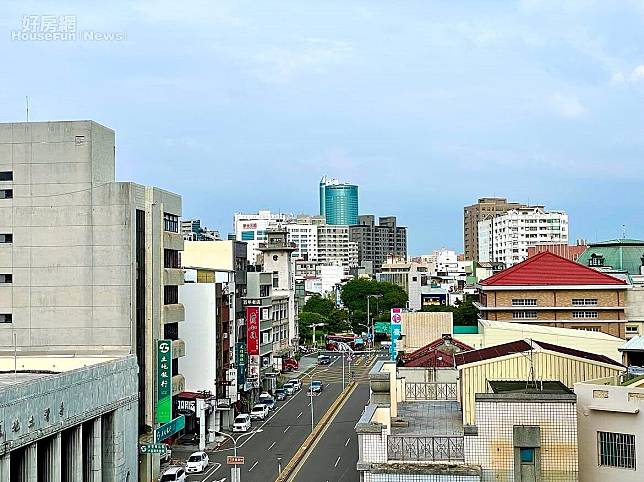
left=246, top=306, right=260, bottom=355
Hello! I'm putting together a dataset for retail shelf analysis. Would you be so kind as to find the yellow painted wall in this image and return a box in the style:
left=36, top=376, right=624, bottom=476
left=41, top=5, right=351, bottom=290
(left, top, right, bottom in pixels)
left=400, top=312, right=453, bottom=352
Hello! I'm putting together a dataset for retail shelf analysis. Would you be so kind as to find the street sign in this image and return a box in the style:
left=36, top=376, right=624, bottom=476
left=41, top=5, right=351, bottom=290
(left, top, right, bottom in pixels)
left=157, top=339, right=173, bottom=423
left=227, top=455, right=245, bottom=465
left=374, top=321, right=391, bottom=334
left=139, top=443, right=166, bottom=454
left=390, top=308, right=402, bottom=361
left=155, top=415, right=185, bottom=442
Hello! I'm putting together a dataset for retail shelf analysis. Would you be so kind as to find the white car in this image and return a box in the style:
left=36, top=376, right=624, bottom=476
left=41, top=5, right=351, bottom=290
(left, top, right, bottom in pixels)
left=282, top=382, right=295, bottom=395
left=290, top=379, right=302, bottom=391
left=233, top=413, right=251, bottom=432
left=250, top=403, right=269, bottom=420
left=186, top=451, right=209, bottom=474
left=159, top=466, right=186, bottom=482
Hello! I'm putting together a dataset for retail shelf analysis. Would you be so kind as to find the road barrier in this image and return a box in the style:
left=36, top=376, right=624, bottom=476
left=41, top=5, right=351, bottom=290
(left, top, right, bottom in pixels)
left=275, top=381, right=357, bottom=482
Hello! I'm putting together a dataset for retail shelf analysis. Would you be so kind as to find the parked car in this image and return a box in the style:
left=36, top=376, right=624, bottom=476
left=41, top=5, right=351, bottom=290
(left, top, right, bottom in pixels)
left=290, top=379, right=302, bottom=391
left=274, top=388, right=287, bottom=400
left=233, top=413, right=251, bottom=432
left=159, top=466, right=186, bottom=482
left=309, top=380, right=323, bottom=394
left=282, top=382, right=295, bottom=395
left=259, top=394, right=276, bottom=411
left=160, top=444, right=172, bottom=463
left=250, top=403, right=269, bottom=420
left=317, top=354, right=331, bottom=365
left=186, top=451, right=209, bottom=474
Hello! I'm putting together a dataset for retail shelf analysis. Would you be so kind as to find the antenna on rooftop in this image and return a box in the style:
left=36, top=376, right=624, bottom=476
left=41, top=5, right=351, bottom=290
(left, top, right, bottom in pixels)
left=622, top=224, right=626, bottom=239
left=25, top=96, right=29, bottom=122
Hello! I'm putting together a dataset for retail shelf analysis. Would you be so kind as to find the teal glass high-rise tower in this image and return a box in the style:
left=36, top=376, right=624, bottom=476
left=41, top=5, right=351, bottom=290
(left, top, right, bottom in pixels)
left=319, top=176, right=359, bottom=225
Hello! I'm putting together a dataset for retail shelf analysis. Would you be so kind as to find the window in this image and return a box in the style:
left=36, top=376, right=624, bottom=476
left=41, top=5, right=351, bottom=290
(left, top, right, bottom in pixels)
left=576, top=326, right=600, bottom=332
left=520, top=448, right=535, bottom=463
left=272, top=272, right=279, bottom=288
left=164, top=285, right=178, bottom=305
left=241, top=230, right=255, bottom=241
left=0, top=314, right=11, bottom=323
left=0, top=274, right=12, bottom=283
left=513, top=311, right=538, bottom=319
left=0, top=189, right=13, bottom=199
left=589, top=254, right=604, bottom=267
left=0, top=234, right=12, bottom=243
left=512, top=299, right=537, bottom=306
left=163, top=213, right=178, bottom=233
left=598, top=432, right=636, bottom=469
left=164, top=249, right=180, bottom=268
left=572, top=298, right=598, bottom=306
left=0, top=171, right=12, bottom=181
left=626, top=326, right=639, bottom=334
left=259, top=285, right=270, bottom=297
left=572, top=311, right=598, bottom=319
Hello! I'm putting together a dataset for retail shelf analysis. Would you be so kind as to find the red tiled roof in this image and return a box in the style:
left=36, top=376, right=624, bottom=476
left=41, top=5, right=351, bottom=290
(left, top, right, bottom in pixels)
left=454, top=339, right=624, bottom=368
left=479, top=251, right=626, bottom=286
left=401, top=349, right=456, bottom=368
left=402, top=335, right=473, bottom=362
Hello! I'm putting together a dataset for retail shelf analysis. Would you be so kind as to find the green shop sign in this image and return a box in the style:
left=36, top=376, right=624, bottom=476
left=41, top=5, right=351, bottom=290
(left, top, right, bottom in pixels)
left=155, top=416, right=185, bottom=442
left=156, top=339, right=173, bottom=423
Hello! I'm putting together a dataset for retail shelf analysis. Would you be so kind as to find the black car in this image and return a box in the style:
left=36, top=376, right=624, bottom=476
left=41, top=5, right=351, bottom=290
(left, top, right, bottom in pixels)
left=274, top=388, right=287, bottom=400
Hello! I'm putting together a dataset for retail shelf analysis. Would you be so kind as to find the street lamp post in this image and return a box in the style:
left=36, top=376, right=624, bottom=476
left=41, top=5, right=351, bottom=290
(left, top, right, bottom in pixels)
left=217, top=429, right=263, bottom=482
left=311, top=322, right=325, bottom=347
left=366, top=294, right=382, bottom=348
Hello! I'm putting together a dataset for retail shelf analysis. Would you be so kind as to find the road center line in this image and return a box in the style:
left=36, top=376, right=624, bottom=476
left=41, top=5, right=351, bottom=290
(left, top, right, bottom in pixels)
left=334, top=456, right=341, bottom=467
left=284, top=425, right=290, bottom=433
left=345, top=438, right=350, bottom=447
left=297, top=411, right=303, bottom=418
left=248, top=461, right=259, bottom=472
left=268, top=441, right=276, bottom=450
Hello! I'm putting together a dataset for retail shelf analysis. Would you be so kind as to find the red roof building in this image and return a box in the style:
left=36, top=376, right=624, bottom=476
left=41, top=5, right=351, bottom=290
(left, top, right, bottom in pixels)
left=527, top=243, right=587, bottom=262
left=399, top=335, right=473, bottom=368
left=477, top=252, right=628, bottom=338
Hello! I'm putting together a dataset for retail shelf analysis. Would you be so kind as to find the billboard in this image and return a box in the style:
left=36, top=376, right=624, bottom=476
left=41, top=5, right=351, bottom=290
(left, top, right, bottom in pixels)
left=390, top=308, right=402, bottom=361
left=246, top=306, right=260, bottom=355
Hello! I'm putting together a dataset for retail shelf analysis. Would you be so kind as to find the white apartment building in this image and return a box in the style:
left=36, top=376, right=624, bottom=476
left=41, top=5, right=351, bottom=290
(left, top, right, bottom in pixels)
left=233, top=210, right=294, bottom=263
left=478, top=207, right=568, bottom=266
left=317, top=224, right=358, bottom=274
left=285, top=223, right=319, bottom=261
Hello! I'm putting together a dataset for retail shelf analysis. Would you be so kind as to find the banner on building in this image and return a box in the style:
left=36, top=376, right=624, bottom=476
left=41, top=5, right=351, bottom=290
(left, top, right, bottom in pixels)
left=156, top=339, right=173, bottom=423
left=236, top=342, right=247, bottom=386
left=390, top=308, right=402, bottom=361
left=246, top=306, right=260, bottom=355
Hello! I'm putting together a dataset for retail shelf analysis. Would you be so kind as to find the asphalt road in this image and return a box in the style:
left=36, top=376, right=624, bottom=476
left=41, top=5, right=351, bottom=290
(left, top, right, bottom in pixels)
left=291, top=382, right=371, bottom=482
left=167, top=352, right=376, bottom=482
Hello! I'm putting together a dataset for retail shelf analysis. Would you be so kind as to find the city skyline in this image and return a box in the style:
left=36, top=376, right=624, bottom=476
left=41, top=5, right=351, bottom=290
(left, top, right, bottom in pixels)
left=2, top=1, right=644, bottom=254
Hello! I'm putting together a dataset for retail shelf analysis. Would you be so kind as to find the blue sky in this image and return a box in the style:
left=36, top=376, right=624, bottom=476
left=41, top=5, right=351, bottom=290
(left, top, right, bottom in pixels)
left=1, top=0, right=644, bottom=254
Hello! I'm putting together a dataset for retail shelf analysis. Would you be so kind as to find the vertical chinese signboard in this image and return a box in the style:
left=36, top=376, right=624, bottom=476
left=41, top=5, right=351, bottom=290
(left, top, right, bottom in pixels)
left=390, top=308, right=402, bottom=361
left=246, top=307, right=260, bottom=355
left=236, top=342, right=246, bottom=386
left=157, top=339, right=173, bottom=423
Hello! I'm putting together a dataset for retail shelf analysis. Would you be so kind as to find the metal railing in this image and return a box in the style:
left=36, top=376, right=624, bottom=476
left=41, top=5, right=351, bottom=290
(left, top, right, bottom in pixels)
left=405, top=382, right=457, bottom=400
left=387, top=435, right=465, bottom=462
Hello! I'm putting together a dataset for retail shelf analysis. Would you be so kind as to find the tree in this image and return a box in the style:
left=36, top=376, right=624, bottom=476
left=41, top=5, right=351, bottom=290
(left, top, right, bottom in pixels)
left=298, top=312, right=329, bottom=344
left=341, top=278, right=408, bottom=332
left=420, top=299, right=479, bottom=326
left=302, top=295, right=336, bottom=318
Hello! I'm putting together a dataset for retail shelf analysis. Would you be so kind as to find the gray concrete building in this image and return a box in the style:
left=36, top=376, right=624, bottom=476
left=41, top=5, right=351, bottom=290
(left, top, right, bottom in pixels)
left=0, top=120, right=185, bottom=480
left=0, top=355, right=138, bottom=482
left=349, top=215, right=407, bottom=273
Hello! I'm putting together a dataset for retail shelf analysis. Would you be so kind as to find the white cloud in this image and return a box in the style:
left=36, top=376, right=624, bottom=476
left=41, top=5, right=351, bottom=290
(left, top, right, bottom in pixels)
left=611, top=64, right=644, bottom=84
left=249, top=38, right=352, bottom=84
left=550, top=93, right=586, bottom=119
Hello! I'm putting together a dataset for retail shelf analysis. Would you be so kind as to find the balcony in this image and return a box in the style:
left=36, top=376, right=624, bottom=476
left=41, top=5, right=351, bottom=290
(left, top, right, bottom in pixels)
left=163, top=303, right=185, bottom=323
left=387, top=435, right=464, bottom=462
left=172, top=373, right=185, bottom=396
left=172, top=339, right=186, bottom=359
left=163, top=231, right=184, bottom=251
left=164, top=268, right=184, bottom=286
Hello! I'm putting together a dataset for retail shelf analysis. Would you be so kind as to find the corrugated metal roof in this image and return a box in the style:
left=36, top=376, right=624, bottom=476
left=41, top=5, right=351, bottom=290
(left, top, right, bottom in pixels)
left=455, top=338, right=624, bottom=368
left=480, top=252, right=626, bottom=286
left=619, top=336, right=644, bottom=352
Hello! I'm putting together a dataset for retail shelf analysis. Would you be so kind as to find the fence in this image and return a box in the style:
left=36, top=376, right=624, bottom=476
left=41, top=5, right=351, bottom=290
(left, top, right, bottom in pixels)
left=405, top=382, right=457, bottom=400
left=387, top=435, right=465, bottom=462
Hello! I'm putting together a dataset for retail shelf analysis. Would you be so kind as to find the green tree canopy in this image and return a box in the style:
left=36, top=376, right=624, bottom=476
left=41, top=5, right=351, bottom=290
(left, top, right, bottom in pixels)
left=420, top=299, right=479, bottom=326
left=341, top=278, right=408, bottom=331
left=298, top=311, right=329, bottom=344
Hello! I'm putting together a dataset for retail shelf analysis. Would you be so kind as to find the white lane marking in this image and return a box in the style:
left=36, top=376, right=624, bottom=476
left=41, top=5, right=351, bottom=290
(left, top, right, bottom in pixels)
left=199, top=462, right=221, bottom=481
left=284, top=426, right=290, bottom=433
left=345, top=438, right=350, bottom=446
left=268, top=441, right=276, bottom=450
left=334, top=456, right=341, bottom=467
left=297, top=411, right=303, bottom=418
left=308, top=401, right=311, bottom=406
left=249, top=461, right=259, bottom=471
left=325, top=384, right=330, bottom=388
